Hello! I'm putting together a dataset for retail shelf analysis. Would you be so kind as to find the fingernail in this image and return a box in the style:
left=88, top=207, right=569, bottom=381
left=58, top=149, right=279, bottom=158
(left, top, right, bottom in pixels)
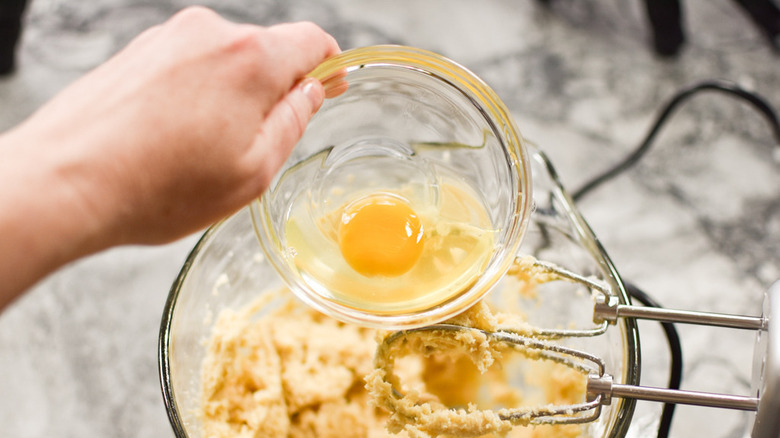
left=300, top=77, right=323, bottom=112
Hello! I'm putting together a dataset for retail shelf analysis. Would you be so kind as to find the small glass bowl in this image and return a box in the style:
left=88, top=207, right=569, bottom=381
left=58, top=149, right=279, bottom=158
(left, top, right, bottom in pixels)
left=251, top=45, right=533, bottom=329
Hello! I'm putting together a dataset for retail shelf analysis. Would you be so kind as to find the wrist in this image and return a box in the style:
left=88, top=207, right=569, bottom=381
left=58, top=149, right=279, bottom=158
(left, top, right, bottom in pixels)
left=0, top=125, right=113, bottom=301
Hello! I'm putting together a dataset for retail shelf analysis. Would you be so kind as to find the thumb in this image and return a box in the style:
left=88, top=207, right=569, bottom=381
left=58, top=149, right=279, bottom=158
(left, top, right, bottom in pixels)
left=251, top=77, right=325, bottom=191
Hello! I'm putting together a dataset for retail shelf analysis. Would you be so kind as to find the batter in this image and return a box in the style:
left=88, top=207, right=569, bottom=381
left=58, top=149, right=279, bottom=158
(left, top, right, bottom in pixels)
left=200, top=258, right=587, bottom=438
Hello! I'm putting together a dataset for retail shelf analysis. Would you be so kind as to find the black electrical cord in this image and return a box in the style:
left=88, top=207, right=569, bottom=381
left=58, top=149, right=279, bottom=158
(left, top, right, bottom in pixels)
left=624, top=282, right=683, bottom=438
left=572, top=79, right=780, bottom=202
left=571, top=79, right=780, bottom=438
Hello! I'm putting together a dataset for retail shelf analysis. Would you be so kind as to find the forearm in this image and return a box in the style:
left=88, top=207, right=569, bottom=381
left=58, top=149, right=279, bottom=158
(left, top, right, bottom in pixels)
left=0, top=126, right=111, bottom=308
left=0, top=8, right=338, bottom=311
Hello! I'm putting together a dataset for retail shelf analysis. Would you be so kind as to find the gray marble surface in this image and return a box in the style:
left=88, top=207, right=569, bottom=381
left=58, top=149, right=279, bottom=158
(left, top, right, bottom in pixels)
left=1, top=1, right=779, bottom=437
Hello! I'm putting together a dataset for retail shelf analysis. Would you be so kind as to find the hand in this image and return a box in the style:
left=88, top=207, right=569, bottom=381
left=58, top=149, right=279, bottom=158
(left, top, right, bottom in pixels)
left=0, top=7, right=340, bottom=306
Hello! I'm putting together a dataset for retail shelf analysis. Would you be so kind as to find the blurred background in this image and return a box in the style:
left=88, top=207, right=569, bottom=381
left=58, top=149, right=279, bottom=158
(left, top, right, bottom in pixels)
left=1, top=0, right=778, bottom=437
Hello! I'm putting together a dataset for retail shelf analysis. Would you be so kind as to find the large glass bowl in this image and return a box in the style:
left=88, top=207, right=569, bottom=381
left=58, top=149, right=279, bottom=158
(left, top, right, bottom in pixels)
left=158, top=144, right=640, bottom=438
left=251, top=45, right=534, bottom=329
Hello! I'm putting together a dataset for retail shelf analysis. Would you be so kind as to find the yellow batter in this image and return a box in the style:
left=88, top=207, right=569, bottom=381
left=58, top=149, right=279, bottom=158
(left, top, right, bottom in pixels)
left=200, top=259, right=587, bottom=438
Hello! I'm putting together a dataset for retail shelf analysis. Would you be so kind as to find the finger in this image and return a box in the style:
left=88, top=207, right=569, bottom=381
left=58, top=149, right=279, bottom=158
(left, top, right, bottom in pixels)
left=130, top=23, right=163, bottom=45
left=248, top=77, right=326, bottom=193
left=264, top=22, right=341, bottom=79
left=323, top=68, right=349, bottom=98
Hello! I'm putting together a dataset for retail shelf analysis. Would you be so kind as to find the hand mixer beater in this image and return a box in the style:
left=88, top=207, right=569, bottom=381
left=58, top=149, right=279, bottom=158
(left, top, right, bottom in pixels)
left=369, top=258, right=780, bottom=438
left=363, top=78, right=780, bottom=437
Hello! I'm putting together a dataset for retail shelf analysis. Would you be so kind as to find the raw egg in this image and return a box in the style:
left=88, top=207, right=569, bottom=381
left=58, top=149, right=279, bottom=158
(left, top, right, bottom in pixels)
left=282, top=178, right=494, bottom=314
left=338, top=195, right=424, bottom=277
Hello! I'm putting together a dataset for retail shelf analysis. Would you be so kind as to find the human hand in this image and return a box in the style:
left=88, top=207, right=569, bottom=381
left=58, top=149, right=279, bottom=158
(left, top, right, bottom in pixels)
left=36, top=7, right=338, bottom=245
left=0, top=7, right=339, bottom=303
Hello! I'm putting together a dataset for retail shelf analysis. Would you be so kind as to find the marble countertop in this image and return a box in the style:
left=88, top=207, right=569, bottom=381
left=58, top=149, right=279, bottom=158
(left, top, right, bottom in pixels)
left=1, top=1, right=778, bottom=437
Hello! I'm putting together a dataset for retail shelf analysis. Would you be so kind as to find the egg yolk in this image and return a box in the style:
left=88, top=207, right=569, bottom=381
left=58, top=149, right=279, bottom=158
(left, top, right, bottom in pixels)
left=338, top=195, right=424, bottom=277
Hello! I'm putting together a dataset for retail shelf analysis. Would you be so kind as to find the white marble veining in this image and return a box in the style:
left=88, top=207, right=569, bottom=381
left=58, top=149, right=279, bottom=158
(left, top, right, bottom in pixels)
left=1, top=1, right=778, bottom=437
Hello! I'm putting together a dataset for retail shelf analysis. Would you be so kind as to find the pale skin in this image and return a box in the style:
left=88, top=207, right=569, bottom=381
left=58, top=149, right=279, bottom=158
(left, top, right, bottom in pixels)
left=0, top=7, right=341, bottom=310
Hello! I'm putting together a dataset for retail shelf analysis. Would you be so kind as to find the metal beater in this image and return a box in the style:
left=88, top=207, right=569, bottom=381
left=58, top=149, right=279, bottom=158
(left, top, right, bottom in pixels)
left=373, top=258, right=780, bottom=437
left=370, top=79, right=780, bottom=437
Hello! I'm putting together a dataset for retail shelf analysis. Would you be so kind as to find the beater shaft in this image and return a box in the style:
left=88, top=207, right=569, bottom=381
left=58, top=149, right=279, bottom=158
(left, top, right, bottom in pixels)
left=588, top=374, right=759, bottom=411
left=594, top=295, right=766, bottom=330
